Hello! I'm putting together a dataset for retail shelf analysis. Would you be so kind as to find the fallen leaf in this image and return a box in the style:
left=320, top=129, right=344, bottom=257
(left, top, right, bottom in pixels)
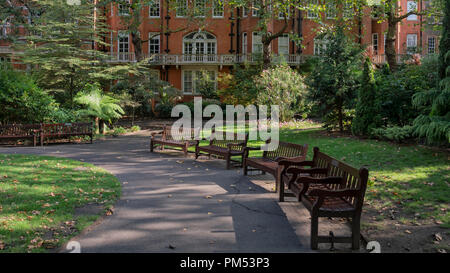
left=434, top=233, right=443, bottom=242
left=405, top=230, right=412, bottom=234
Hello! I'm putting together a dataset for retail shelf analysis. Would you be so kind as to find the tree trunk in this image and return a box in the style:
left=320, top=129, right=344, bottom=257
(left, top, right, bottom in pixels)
left=131, top=32, right=143, bottom=62
left=94, top=117, right=100, bottom=134
left=99, top=120, right=105, bottom=134
left=262, top=41, right=271, bottom=69
left=385, top=16, right=397, bottom=71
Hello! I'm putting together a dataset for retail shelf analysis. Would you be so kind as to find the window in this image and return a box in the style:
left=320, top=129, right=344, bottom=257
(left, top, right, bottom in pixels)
left=194, top=0, right=206, bottom=17
left=183, top=70, right=217, bottom=94
left=183, top=31, right=217, bottom=62
left=252, top=1, right=260, bottom=17
left=111, top=3, right=114, bottom=16
left=252, top=32, right=263, bottom=53
left=406, top=34, right=417, bottom=53
left=0, top=56, right=11, bottom=63
left=428, top=37, right=436, bottom=54
left=176, top=0, right=188, bottom=17
left=148, top=33, right=160, bottom=54
left=372, top=33, right=379, bottom=53
left=149, top=0, right=160, bottom=17
left=118, top=0, right=130, bottom=16
left=384, top=34, right=387, bottom=51
left=118, top=31, right=129, bottom=61
left=343, top=1, right=353, bottom=19
left=242, top=32, right=248, bottom=54
left=278, top=34, right=289, bottom=56
left=407, top=1, right=418, bottom=21
left=326, top=2, right=337, bottom=19
left=213, top=0, right=224, bottom=17
left=314, top=38, right=327, bottom=55
left=307, top=0, right=318, bottom=19
left=243, top=5, right=249, bottom=17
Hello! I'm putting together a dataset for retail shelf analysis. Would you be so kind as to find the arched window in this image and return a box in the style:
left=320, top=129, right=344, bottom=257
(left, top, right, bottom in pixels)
left=183, top=31, right=217, bottom=62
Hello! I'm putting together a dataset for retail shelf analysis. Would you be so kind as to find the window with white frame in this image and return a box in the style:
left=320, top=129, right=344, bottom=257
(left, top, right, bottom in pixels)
left=176, top=0, right=188, bottom=17
left=183, top=31, right=217, bottom=62
left=148, top=33, right=160, bottom=54
left=343, top=1, right=353, bottom=19
left=406, top=34, right=417, bottom=53
left=194, top=0, right=206, bottom=17
left=0, top=22, right=10, bottom=37
left=111, top=3, right=114, bottom=16
left=314, top=37, right=327, bottom=55
left=118, top=0, right=130, bottom=16
left=428, top=37, right=436, bottom=54
left=243, top=4, right=249, bottom=17
left=372, top=33, right=379, bottom=53
left=183, top=69, right=217, bottom=94
left=252, top=1, right=260, bottom=17
left=307, top=0, right=318, bottom=19
left=149, top=0, right=160, bottom=17
left=252, top=32, right=263, bottom=53
left=242, top=32, right=248, bottom=54
left=118, top=31, right=129, bottom=61
left=0, top=56, right=11, bottom=63
left=384, top=34, right=387, bottom=51
left=407, top=1, right=418, bottom=21
left=326, top=2, right=337, bottom=19
left=278, top=34, right=289, bottom=56
left=213, top=0, right=224, bottom=17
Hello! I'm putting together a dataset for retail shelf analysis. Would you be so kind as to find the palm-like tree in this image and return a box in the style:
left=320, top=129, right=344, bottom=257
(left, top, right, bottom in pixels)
left=75, top=83, right=124, bottom=134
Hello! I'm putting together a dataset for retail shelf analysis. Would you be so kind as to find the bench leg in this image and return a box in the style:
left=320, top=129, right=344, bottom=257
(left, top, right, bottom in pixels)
left=310, top=213, right=319, bottom=250
left=243, top=161, right=248, bottom=175
left=183, top=143, right=188, bottom=157
left=277, top=169, right=285, bottom=202
left=90, top=134, right=93, bottom=144
left=225, top=154, right=231, bottom=170
left=195, top=146, right=199, bottom=159
left=150, top=139, right=154, bottom=152
left=351, top=215, right=361, bottom=250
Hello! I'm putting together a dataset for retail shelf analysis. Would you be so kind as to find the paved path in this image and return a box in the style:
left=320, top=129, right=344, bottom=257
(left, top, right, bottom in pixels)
left=0, top=133, right=310, bottom=253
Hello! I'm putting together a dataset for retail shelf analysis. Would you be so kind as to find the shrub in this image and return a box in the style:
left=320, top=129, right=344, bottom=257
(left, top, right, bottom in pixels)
left=352, top=57, right=383, bottom=136
left=196, top=70, right=219, bottom=100
left=0, top=65, right=55, bottom=124
left=111, top=126, right=127, bottom=136
left=370, top=125, right=415, bottom=143
left=255, top=64, right=307, bottom=122
left=130, top=125, right=141, bottom=132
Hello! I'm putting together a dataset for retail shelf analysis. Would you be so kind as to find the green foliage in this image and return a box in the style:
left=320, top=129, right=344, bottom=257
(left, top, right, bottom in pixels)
left=130, top=125, right=141, bottom=132
left=255, top=64, right=307, bottom=122
left=111, top=126, right=127, bottom=136
left=370, top=125, right=414, bottom=143
left=46, top=108, right=82, bottom=124
left=411, top=1, right=450, bottom=145
left=16, top=0, right=111, bottom=108
left=352, top=57, right=383, bottom=135
left=306, top=25, right=363, bottom=132
left=0, top=65, right=55, bottom=124
left=74, top=83, right=124, bottom=124
left=375, top=55, right=440, bottom=127
left=218, top=63, right=262, bottom=106
left=196, top=70, right=219, bottom=100
left=154, top=84, right=183, bottom=118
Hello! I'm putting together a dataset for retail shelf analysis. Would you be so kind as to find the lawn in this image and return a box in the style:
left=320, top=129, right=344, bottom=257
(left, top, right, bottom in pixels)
left=188, top=120, right=449, bottom=228
left=0, top=154, right=121, bottom=253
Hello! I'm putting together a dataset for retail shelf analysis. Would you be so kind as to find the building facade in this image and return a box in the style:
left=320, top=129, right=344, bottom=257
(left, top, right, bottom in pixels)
left=0, top=1, right=440, bottom=101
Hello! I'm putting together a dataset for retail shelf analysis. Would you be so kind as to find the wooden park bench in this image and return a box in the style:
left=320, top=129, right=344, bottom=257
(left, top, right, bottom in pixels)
left=282, top=147, right=369, bottom=250
left=243, top=139, right=308, bottom=201
left=0, top=124, right=41, bottom=146
left=150, top=125, right=200, bottom=157
left=195, top=130, right=249, bottom=169
left=40, top=122, right=93, bottom=146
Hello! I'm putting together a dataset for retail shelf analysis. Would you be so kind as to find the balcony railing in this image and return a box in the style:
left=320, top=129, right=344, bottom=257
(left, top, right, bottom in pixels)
left=0, top=46, right=13, bottom=54
left=106, top=53, right=308, bottom=65
left=371, top=54, right=423, bottom=64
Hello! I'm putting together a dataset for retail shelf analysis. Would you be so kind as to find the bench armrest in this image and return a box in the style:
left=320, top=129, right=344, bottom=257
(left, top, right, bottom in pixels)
left=278, top=160, right=314, bottom=167
left=150, top=130, right=164, bottom=137
left=308, top=189, right=360, bottom=198
left=286, top=167, right=328, bottom=175
left=295, top=176, right=343, bottom=185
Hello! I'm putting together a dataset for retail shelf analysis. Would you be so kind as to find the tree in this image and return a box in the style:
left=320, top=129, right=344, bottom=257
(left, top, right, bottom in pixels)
left=255, top=63, right=306, bottom=121
left=352, top=57, right=382, bottom=135
left=16, top=0, right=111, bottom=108
left=75, top=83, right=125, bottom=134
left=375, top=0, right=425, bottom=71
left=412, top=0, right=450, bottom=145
left=306, top=25, right=363, bottom=132
left=0, top=64, right=55, bottom=124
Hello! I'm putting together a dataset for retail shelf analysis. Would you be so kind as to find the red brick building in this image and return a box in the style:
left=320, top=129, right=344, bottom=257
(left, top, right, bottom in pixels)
left=0, top=1, right=440, bottom=100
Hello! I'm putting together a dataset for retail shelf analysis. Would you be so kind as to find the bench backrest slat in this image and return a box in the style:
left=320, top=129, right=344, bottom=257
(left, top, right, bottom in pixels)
left=311, top=147, right=369, bottom=208
left=162, top=125, right=200, bottom=141
left=263, top=140, right=308, bottom=161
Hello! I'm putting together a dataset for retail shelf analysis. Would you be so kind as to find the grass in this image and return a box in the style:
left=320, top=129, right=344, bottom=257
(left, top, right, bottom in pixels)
left=173, top=120, right=449, bottom=228
left=0, top=154, right=121, bottom=253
